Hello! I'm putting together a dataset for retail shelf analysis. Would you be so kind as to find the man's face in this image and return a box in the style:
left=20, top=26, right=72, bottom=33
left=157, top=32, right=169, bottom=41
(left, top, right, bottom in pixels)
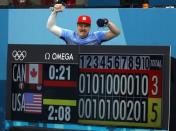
left=77, top=23, right=90, bottom=39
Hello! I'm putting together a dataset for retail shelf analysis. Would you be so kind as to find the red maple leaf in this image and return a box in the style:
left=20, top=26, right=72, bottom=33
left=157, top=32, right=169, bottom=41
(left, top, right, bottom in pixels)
left=30, top=68, right=37, bottom=78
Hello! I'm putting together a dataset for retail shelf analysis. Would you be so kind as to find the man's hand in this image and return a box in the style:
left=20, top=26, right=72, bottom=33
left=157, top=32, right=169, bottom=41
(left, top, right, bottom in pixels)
left=53, top=4, right=65, bottom=12
left=96, top=18, right=109, bottom=27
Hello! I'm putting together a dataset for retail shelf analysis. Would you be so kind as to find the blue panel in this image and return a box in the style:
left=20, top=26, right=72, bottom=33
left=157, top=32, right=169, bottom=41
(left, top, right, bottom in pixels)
left=0, top=80, right=6, bottom=131
left=118, top=8, right=176, bottom=58
left=5, top=120, right=169, bottom=131
left=0, top=9, right=8, bottom=80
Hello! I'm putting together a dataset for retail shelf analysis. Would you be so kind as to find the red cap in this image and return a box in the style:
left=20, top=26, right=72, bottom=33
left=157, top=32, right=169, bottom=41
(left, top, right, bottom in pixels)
left=77, top=15, right=91, bottom=25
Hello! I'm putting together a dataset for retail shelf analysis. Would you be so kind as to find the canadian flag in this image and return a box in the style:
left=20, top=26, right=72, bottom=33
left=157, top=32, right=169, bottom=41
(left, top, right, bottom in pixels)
left=25, top=64, right=42, bottom=84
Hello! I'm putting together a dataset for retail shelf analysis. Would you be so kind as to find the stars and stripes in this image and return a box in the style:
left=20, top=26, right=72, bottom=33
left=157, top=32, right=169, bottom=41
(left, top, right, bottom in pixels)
left=24, top=93, right=42, bottom=114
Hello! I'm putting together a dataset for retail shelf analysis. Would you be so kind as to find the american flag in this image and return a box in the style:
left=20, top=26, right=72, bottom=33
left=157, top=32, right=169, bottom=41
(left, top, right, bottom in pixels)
left=24, top=93, right=42, bottom=114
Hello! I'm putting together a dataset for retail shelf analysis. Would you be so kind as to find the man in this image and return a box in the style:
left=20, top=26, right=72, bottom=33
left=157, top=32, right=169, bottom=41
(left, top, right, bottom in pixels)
left=47, top=4, right=120, bottom=45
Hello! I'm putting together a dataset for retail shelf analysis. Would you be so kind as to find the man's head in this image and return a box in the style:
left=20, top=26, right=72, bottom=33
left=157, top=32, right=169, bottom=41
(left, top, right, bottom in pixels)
left=77, top=15, right=91, bottom=39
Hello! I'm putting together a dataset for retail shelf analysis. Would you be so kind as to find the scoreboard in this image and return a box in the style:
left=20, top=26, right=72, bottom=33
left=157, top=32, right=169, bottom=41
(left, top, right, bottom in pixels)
left=6, top=45, right=170, bottom=129
left=7, top=45, right=79, bottom=123
left=78, top=46, right=170, bottom=129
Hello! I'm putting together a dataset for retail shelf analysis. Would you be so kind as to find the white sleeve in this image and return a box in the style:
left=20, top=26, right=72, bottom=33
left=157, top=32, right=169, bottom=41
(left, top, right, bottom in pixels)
left=47, top=11, right=62, bottom=37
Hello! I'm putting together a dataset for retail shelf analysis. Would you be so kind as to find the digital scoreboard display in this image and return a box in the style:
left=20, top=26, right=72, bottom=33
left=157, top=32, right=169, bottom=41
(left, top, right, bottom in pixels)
left=7, top=45, right=79, bottom=123
left=6, top=45, right=170, bottom=129
left=78, top=46, right=170, bottom=129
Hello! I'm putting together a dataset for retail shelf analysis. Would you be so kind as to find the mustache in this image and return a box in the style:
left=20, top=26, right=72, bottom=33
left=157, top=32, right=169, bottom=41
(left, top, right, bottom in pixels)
left=80, top=30, right=86, bottom=32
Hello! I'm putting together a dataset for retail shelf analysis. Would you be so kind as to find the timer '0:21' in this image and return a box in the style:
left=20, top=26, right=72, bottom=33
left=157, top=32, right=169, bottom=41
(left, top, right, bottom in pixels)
left=49, top=65, right=71, bottom=80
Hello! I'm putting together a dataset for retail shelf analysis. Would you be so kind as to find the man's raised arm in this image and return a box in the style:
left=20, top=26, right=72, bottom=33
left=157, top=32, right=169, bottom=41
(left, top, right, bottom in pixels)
left=47, top=4, right=64, bottom=37
left=96, top=18, right=121, bottom=40
left=105, top=20, right=121, bottom=40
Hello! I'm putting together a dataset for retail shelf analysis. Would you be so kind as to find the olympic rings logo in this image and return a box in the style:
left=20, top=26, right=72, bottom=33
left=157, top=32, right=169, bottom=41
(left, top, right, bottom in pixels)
left=12, top=50, right=27, bottom=61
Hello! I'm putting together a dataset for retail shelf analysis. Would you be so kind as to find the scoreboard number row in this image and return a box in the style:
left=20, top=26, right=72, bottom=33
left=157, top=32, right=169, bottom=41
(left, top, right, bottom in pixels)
left=78, top=98, right=148, bottom=122
left=79, top=73, right=159, bottom=96
left=80, top=55, right=151, bottom=70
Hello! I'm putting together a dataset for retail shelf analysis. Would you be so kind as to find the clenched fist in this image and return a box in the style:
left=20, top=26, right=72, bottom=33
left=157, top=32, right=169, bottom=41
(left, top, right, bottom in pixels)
left=54, top=4, right=65, bottom=12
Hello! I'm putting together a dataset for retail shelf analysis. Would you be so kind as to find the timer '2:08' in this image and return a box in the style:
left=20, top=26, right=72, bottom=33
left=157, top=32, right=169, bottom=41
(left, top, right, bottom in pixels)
left=48, top=105, right=71, bottom=121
